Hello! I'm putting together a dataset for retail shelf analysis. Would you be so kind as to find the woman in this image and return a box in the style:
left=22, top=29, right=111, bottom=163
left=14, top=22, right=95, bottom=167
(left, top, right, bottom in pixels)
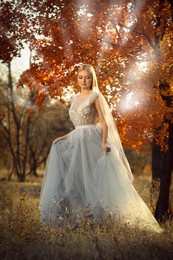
left=39, top=64, right=162, bottom=233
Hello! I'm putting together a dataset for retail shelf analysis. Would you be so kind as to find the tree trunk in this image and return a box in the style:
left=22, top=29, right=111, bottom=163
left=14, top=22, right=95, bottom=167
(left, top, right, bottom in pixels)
left=155, top=122, right=173, bottom=221
left=18, top=173, right=26, bottom=182
left=7, top=62, right=21, bottom=178
left=152, top=139, right=166, bottom=180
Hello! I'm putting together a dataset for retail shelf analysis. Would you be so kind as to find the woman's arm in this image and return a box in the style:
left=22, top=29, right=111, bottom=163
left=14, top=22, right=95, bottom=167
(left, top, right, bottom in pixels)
left=95, top=97, right=111, bottom=153
left=52, top=133, right=69, bottom=144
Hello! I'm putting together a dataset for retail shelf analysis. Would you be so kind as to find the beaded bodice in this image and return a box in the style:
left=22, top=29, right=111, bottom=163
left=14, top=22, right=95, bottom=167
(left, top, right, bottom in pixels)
left=69, top=92, right=99, bottom=126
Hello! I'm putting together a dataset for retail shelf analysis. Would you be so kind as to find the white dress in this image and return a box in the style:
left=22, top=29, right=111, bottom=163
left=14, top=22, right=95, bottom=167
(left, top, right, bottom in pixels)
left=39, top=92, right=162, bottom=232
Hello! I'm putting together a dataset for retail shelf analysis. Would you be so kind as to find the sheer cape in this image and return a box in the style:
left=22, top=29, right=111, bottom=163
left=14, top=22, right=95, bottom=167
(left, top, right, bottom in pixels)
left=91, top=66, right=134, bottom=183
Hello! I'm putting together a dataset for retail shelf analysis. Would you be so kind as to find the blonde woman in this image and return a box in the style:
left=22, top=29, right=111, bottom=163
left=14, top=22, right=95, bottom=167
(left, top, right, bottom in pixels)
left=39, top=64, right=162, bottom=233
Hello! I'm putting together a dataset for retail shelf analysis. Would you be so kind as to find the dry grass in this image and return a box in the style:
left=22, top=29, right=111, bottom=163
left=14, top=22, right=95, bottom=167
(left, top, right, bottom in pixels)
left=0, top=178, right=173, bottom=260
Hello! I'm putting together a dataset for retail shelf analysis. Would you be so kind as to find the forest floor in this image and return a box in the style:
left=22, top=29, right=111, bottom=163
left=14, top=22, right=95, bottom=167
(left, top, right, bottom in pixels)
left=0, top=176, right=173, bottom=260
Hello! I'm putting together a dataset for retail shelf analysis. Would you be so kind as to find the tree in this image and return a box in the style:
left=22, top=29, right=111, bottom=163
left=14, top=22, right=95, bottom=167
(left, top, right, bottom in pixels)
left=0, top=62, right=72, bottom=181
left=0, top=62, right=39, bottom=181
left=121, top=0, right=173, bottom=221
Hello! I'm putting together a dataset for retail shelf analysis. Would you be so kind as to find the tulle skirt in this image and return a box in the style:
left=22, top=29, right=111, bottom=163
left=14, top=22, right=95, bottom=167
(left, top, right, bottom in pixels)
left=39, top=124, right=162, bottom=233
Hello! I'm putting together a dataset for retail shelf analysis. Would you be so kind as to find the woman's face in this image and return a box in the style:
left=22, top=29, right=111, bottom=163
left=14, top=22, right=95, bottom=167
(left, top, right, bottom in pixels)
left=77, top=69, right=93, bottom=90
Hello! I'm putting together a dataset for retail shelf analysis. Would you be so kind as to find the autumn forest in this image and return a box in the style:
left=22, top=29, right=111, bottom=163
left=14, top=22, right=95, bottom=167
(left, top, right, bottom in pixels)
left=0, top=0, right=173, bottom=259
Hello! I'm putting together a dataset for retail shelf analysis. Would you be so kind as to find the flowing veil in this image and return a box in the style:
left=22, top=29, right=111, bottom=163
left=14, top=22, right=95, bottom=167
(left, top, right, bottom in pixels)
left=86, top=64, right=134, bottom=183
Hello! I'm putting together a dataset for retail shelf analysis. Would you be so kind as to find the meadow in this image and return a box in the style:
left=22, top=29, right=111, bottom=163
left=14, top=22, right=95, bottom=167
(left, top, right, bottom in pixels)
left=0, top=176, right=173, bottom=260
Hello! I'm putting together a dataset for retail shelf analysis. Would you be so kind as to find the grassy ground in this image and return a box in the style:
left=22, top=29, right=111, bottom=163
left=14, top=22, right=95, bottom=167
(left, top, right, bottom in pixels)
left=0, top=178, right=173, bottom=260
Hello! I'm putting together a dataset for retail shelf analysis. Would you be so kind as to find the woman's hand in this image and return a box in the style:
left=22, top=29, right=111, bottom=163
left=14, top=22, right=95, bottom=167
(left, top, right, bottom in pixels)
left=53, top=135, right=67, bottom=144
left=101, top=143, right=111, bottom=153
